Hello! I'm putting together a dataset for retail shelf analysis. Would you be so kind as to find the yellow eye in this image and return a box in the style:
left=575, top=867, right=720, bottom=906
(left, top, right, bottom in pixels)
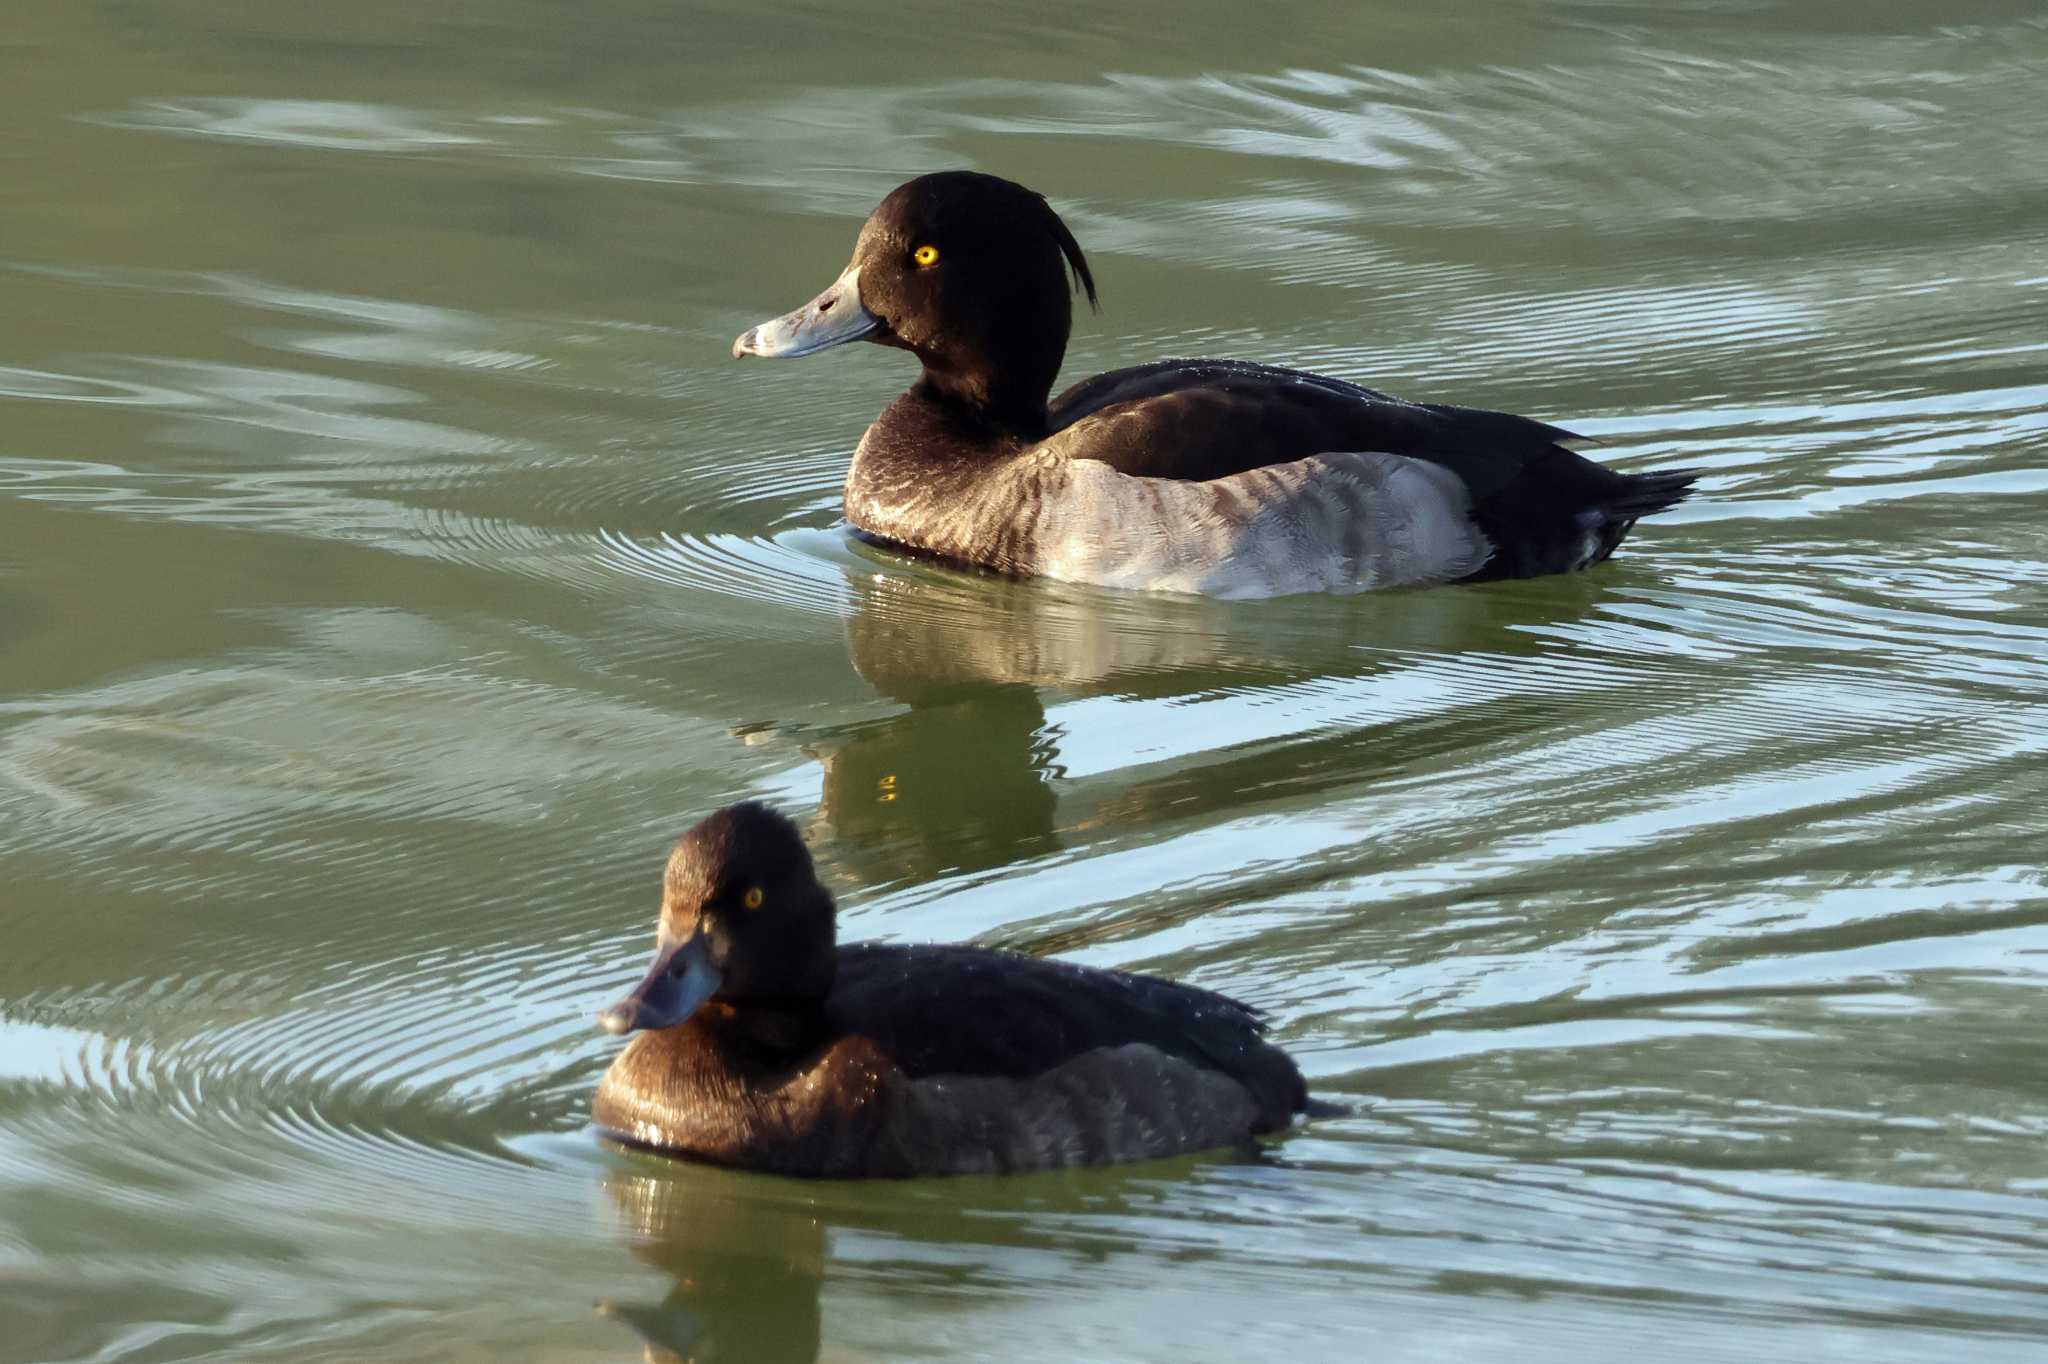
left=912, top=244, right=939, bottom=267
left=741, top=886, right=765, bottom=911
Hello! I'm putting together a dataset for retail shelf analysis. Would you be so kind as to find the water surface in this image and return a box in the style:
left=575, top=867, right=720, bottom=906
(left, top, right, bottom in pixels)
left=4, top=2, right=2047, bottom=1360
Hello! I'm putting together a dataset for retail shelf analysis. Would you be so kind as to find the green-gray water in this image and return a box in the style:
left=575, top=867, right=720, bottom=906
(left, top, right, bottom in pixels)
left=4, top=2, right=2046, bottom=1360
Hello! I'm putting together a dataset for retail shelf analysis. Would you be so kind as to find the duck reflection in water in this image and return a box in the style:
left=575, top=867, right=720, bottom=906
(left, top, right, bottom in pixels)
left=595, top=1168, right=826, bottom=1363
left=806, top=555, right=1606, bottom=887
left=592, top=1155, right=1228, bottom=1364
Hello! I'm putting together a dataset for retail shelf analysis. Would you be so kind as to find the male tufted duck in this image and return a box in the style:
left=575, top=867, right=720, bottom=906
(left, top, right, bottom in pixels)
left=593, top=802, right=1305, bottom=1176
left=733, top=171, right=1697, bottom=597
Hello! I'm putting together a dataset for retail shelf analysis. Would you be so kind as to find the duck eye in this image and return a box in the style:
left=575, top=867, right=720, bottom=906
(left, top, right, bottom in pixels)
left=912, top=244, right=939, bottom=268
left=741, top=886, right=765, bottom=911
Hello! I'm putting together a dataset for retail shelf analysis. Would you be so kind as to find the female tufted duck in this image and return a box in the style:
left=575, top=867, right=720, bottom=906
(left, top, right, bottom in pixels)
left=593, top=802, right=1305, bottom=1176
left=733, top=171, right=1698, bottom=597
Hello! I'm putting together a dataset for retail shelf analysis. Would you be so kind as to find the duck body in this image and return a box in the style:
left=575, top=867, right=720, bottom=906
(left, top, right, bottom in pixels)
left=593, top=803, right=1304, bottom=1178
left=736, top=172, right=1697, bottom=598
left=595, top=941, right=1302, bottom=1178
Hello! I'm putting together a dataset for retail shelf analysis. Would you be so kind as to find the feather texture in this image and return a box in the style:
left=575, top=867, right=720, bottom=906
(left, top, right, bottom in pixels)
left=593, top=942, right=1304, bottom=1177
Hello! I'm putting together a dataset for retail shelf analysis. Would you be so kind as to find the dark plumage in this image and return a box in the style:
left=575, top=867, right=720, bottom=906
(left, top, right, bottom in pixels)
left=1045, top=358, right=1695, bottom=581
left=733, top=171, right=1698, bottom=595
left=592, top=802, right=1306, bottom=1177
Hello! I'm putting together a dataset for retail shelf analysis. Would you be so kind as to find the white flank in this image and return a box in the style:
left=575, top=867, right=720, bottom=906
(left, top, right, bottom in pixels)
left=1030, top=452, right=1491, bottom=598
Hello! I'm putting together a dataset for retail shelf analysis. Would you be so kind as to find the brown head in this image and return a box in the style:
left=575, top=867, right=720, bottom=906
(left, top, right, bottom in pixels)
left=597, top=802, right=838, bottom=1036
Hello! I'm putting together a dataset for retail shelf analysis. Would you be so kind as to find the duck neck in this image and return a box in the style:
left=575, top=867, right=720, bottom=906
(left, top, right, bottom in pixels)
left=914, top=368, right=1051, bottom=440
left=845, top=386, right=1055, bottom=566
left=703, top=999, right=830, bottom=1062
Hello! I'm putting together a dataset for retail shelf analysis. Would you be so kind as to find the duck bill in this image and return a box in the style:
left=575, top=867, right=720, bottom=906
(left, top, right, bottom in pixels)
left=598, top=934, right=723, bottom=1036
left=731, top=265, right=880, bottom=358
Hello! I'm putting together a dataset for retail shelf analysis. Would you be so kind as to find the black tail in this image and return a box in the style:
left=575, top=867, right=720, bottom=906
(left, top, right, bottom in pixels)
left=1463, top=449, right=1700, bottom=582
left=1578, top=464, right=1699, bottom=571
left=1600, top=466, right=1700, bottom=523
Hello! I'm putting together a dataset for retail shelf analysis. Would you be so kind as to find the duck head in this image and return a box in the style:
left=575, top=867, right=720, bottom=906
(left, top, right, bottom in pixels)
left=598, top=802, right=838, bottom=1035
left=732, top=171, right=1097, bottom=433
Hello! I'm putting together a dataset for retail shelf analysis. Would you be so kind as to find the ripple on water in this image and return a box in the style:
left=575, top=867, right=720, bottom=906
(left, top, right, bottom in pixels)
left=593, top=527, right=856, bottom=620
left=101, top=98, right=493, bottom=152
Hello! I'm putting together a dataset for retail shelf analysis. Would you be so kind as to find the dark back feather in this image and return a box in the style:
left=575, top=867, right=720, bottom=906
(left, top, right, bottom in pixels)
left=826, top=942, right=1305, bottom=1127
left=1044, top=358, right=1697, bottom=579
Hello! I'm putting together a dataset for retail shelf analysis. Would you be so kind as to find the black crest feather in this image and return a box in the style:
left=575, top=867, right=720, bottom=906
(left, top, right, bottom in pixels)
left=1038, top=194, right=1098, bottom=311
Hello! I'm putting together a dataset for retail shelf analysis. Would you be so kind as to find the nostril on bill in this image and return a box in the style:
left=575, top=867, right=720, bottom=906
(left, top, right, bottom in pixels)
left=818, top=298, right=834, bottom=313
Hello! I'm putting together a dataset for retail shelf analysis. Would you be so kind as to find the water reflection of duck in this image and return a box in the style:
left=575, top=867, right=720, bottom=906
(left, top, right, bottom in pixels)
left=806, top=558, right=1593, bottom=884
left=809, top=678, right=1058, bottom=883
left=596, top=1167, right=827, bottom=1363
left=592, top=803, right=1304, bottom=1177
left=592, top=1155, right=1221, bottom=1364
left=735, top=171, right=1696, bottom=596
left=836, top=555, right=1545, bottom=698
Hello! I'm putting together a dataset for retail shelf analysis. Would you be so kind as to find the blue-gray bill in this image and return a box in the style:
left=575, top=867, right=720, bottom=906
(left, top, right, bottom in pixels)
left=731, top=265, right=879, bottom=358
left=598, top=933, right=723, bottom=1035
